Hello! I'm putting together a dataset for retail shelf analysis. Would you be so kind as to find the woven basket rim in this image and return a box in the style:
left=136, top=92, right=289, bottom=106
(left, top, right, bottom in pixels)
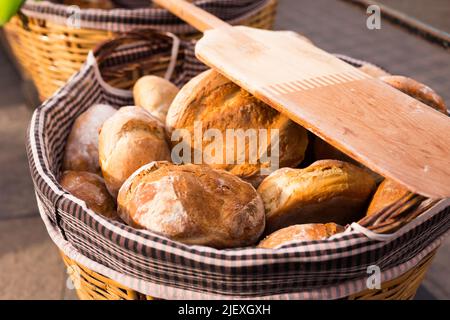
left=20, top=0, right=275, bottom=33
left=21, top=0, right=273, bottom=20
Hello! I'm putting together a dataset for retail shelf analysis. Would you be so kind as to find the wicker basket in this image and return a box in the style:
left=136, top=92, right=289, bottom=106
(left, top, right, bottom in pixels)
left=28, top=30, right=449, bottom=301
left=61, top=250, right=437, bottom=300
left=3, top=0, right=277, bottom=101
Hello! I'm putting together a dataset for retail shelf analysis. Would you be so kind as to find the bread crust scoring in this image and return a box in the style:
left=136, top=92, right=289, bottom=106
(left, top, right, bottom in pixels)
left=118, top=162, right=266, bottom=248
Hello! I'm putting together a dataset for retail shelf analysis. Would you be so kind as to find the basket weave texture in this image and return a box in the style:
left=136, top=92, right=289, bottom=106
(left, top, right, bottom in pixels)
left=61, top=250, right=437, bottom=300
left=4, top=0, right=277, bottom=100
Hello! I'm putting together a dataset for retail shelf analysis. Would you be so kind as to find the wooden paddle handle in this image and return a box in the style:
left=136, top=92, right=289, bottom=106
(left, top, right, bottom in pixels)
left=153, top=0, right=230, bottom=32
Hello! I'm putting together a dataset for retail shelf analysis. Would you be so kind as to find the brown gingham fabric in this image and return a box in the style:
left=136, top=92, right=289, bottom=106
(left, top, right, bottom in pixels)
left=21, top=0, right=271, bottom=33
left=27, top=32, right=450, bottom=299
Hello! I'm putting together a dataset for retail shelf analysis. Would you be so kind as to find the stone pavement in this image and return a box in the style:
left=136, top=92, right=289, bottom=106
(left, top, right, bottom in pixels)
left=0, top=40, right=78, bottom=300
left=0, top=0, right=448, bottom=300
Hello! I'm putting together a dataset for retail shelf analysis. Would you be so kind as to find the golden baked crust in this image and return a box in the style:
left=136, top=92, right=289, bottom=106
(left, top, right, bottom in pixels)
left=59, top=171, right=117, bottom=219
left=133, top=75, right=179, bottom=123
left=63, top=104, right=116, bottom=174
left=258, top=223, right=344, bottom=248
left=380, top=75, right=447, bottom=115
left=366, top=179, right=410, bottom=216
left=98, top=106, right=171, bottom=197
left=257, top=160, right=377, bottom=233
left=117, top=162, right=265, bottom=248
left=166, top=69, right=309, bottom=186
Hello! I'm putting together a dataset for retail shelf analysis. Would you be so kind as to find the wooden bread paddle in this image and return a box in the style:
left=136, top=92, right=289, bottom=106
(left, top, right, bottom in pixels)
left=154, top=0, right=450, bottom=199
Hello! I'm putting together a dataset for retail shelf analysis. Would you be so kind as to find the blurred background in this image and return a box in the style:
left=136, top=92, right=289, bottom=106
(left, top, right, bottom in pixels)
left=0, top=0, right=449, bottom=299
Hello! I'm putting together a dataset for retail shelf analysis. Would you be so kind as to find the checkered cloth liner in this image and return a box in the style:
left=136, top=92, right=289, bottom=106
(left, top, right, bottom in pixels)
left=27, top=31, right=450, bottom=299
left=21, top=0, right=271, bottom=33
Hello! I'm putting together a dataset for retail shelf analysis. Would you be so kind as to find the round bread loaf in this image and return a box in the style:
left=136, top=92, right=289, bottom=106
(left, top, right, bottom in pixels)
left=258, top=223, right=344, bottom=249
left=257, top=160, right=377, bottom=233
left=380, top=75, right=447, bottom=114
left=133, top=75, right=179, bottom=123
left=63, top=104, right=116, bottom=174
left=166, top=69, right=309, bottom=186
left=366, top=179, right=410, bottom=216
left=117, top=162, right=265, bottom=248
left=59, top=171, right=117, bottom=219
left=99, top=106, right=171, bottom=197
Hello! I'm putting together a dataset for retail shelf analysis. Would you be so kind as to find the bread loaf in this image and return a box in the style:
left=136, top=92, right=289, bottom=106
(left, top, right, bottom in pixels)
left=98, top=106, right=171, bottom=197
left=258, top=223, right=344, bottom=248
left=366, top=179, right=410, bottom=216
left=63, top=104, right=116, bottom=174
left=133, top=75, right=179, bottom=123
left=117, top=162, right=265, bottom=248
left=59, top=171, right=117, bottom=219
left=166, top=69, right=308, bottom=187
left=257, top=160, right=377, bottom=233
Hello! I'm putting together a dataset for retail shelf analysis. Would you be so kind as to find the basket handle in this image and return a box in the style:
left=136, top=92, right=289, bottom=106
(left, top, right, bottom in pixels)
left=93, top=29, right=174, bottom=63
left=92, top=29, right=180, bottom=81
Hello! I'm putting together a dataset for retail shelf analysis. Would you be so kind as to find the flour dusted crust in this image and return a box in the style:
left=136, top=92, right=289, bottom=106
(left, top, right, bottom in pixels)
left=60, top=171, right=117, bottom=219
left=166, top=69, right=309, bottom=186
left=258, top=223, right=344, bottom=249
left=63, top=104, right=116, bottom=174
left=117, top=162, right=265, bottom=248
left=257, top=160, right=377, bottom=233
left=98, top=106, right=171, bottom=197
left=366, top=179, right=410, bottom=217
left=133, top=75, right=179, bottom=123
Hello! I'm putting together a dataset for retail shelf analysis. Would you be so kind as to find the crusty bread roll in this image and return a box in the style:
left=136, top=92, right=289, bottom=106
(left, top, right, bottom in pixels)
left=133, top=75, right=179, bottom=123
left=257, top=160, right=377, bottom=233
left=59, top=171, right=117, bottom=219
left=166, top=69, right=308, bottom=186
left=366, top=179, right=410, bottom=216
left=117, top=162, right=265, bottom=248
left=258, top=223, right=344, bottom=248
left=380, top=75, right=447, bottom=114
left=98, top=106, right=171, bottom=197
left=63, top=104, right=116, bottom=174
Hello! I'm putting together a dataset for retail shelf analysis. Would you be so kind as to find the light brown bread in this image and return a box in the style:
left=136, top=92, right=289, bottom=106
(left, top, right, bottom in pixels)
left=118, top=162, right=265, bottom=248
left=258, top=223, right=344, bottom=249
left=166, top=69, right=308, bottom=186
left=133, top=75, right=179, bottom=123
left=98, top=106, right=171, bottom=197
left=63, top=104, right=116, bottom=174
left=257, top=160, right=377, bottom=233
left=366, top=179, right=410, bottom=216
left=380, top=75, right=447, bottom=115
left=59, top=171, right=117, bottom=219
